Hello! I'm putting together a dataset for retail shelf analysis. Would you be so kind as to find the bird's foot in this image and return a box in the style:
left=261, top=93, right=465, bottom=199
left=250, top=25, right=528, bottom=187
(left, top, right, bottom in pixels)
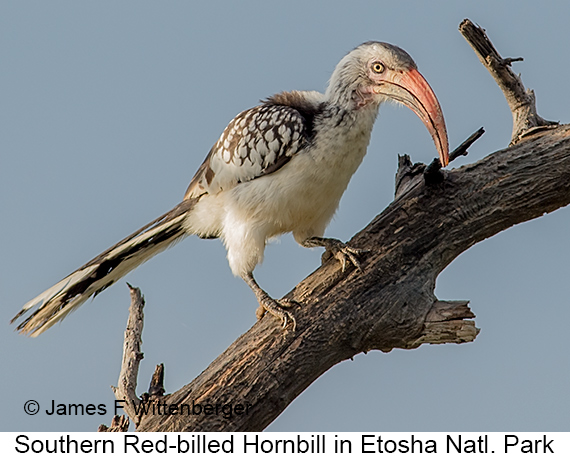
left=243, top=272, right=297, bottom=331
left=303, top=237, right=367, bottom=272
left=256, top=297, right=297, bottom=331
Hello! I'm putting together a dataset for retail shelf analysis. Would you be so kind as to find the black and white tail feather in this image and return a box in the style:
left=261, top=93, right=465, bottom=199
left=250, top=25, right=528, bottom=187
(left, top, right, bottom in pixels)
left=12, top=199, right=196, bottom=337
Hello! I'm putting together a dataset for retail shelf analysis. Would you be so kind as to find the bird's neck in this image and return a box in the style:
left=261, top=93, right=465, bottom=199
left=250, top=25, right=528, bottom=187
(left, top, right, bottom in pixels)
left=308, top=102, right=378, bottom=177
left=325, top=77, right=382, bottom=116
left=319, top=98, right=380, bottom=140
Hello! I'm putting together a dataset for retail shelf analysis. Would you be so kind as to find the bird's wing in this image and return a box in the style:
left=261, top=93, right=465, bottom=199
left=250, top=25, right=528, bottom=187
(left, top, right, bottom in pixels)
left=184, top=90, right=324, bottom=199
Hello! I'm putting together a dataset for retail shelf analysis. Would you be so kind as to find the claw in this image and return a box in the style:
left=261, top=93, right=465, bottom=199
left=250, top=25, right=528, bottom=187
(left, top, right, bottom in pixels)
left=304, top=237, right=367, bottom=272
left=256, top=298, right=297, bottom=330
left=263, top=298, right=297, bottom=330
left=277, top=298, right=298, bottom=309
left=333, top=244, right=365, bottom=272
left=244, top=272, right=297, bottom=331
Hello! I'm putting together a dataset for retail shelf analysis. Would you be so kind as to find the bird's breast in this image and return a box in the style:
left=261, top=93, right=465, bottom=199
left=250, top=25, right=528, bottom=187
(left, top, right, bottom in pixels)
left=237, top=113, right=375, bottom=238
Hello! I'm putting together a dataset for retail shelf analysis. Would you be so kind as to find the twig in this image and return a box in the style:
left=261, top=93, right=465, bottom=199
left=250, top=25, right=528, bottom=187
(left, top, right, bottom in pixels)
left=459, top=19, right=557, bottom=145
left=395, top=128, right=485, bottom=197
left=450, top=127, right=485, bottom=162
left=138, top=364, right=166, bottom=421
left=423, top=127, right=485, bottom=186
left=148, top=363, right=166, bottom=397
left=110, top=284, right=145, bottom=424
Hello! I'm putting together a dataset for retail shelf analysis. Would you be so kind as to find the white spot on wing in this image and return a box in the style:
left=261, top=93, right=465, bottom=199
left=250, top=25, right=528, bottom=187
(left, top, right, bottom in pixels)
left=268, top=139, right=280, bottom=152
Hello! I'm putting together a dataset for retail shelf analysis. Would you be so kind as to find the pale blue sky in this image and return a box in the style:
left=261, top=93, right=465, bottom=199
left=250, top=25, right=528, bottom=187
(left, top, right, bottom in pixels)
left=2, top=1, right=569, bottom=431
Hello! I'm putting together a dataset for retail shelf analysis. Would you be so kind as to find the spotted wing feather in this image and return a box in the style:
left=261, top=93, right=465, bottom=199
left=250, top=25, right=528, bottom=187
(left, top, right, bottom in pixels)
left=185, top=91, right=323, bottom=199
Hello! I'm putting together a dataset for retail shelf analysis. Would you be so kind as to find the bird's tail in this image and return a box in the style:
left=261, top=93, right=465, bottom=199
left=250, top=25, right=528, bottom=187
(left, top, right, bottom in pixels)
left=11, top=199, right=197, bottom=337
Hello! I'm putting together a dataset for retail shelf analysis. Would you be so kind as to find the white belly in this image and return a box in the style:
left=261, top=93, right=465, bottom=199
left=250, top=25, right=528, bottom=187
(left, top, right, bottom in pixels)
left=184, top=108, right=377, bottom=276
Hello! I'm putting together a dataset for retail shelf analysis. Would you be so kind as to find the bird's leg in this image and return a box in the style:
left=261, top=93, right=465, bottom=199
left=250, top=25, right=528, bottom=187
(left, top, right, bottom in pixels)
left=242, top=272, right=296, bottom=330
left=302, top=236, right=367, bottom=272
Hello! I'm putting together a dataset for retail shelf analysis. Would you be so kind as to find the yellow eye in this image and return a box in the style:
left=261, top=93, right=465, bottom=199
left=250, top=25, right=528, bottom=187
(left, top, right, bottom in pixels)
left=372, top=62, right=385, bottom=73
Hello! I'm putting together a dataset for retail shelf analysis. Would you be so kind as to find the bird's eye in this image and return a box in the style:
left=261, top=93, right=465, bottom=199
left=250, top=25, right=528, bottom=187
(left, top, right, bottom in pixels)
left=371, top=62, right=385, bottom=74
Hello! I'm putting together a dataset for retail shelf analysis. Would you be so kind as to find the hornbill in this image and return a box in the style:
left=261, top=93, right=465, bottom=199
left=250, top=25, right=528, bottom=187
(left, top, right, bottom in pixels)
left=12, top=41, right=449, bottom=336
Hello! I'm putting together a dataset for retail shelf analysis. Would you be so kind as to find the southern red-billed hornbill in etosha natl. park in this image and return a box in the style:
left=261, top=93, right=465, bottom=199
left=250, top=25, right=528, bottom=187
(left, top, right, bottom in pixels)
left=12, top=41, right=449, bottom=336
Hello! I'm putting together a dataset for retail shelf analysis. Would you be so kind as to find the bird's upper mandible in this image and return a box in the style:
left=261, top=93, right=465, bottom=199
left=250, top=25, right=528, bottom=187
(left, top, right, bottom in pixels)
left=326, top=41, right=449, bottom=166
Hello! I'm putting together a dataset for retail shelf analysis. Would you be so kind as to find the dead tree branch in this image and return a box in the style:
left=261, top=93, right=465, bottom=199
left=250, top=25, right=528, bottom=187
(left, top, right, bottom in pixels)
left=135, top=122, right=570, bottom=432
left=109, top=284, right=145, bottom=426
left=109, top=19, right=570, bottom=432
left=459, top=19, right=558, bottom=144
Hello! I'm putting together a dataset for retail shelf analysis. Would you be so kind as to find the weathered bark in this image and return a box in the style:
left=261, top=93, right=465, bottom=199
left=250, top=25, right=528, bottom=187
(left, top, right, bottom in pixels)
left=103, top=19, right=570, bottom=432
left=135, top=122, right=570, bottom=432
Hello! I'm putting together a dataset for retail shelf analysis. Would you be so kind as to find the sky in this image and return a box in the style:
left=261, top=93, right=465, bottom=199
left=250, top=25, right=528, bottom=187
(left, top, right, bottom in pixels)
left=1, top=1, right=569, bottom=432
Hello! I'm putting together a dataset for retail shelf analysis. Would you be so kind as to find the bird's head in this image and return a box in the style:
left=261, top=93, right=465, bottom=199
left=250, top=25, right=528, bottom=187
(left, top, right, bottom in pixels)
left=326, top=41, right=449, bottom=166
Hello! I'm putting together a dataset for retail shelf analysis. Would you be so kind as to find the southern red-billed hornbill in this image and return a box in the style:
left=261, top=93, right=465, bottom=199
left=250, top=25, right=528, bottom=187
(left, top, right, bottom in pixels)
left=13, top=41, right=449, bottom=336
